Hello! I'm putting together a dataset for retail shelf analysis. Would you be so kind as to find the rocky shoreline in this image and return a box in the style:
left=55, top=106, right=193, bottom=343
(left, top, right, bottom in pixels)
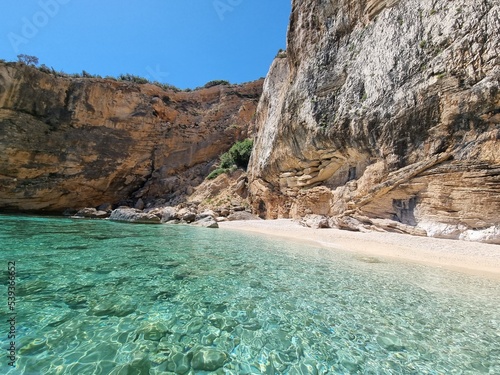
left=68, top=201, right=260, bottom=229
left=64, top=193, right=500, bottom=245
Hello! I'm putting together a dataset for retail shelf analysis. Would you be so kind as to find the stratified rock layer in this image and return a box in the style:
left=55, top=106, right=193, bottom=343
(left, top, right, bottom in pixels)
left=0, top=62, right=262, bottom=212
left=248, top=0, right=500, bottom=242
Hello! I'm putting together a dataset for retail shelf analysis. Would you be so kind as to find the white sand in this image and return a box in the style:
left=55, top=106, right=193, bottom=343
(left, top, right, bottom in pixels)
left=219, top=219, right=500, bottom=280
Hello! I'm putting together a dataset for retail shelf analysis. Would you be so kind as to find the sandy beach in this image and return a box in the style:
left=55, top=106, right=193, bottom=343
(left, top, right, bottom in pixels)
left=219, top=219, right=500, bottom=280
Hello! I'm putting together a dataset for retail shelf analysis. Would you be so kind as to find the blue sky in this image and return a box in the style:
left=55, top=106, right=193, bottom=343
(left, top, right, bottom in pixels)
left=0, top=0, right=291, bottom=89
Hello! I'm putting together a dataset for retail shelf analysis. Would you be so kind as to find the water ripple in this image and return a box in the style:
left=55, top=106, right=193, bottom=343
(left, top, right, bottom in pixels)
left=0, top=214, right=499, bottom=374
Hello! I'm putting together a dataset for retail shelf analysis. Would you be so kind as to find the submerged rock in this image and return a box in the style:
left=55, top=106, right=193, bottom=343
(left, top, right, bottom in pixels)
left=109, top=358, right=151, bottom=375
left=90, top=300, right=137, bottom=318
left=109, top=208, right=161, bottom=224
left=191, top=348, right=228, bottom=371
left=165, top=352, right=191, bottom=374
left=138, top=322, right=170, bottom=342
left=376, top=333, right=406, bottom=352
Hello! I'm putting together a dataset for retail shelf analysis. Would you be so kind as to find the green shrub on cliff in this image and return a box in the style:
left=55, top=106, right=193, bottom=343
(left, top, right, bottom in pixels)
left=207, top=139, right=254, bottom=179
left=204, top=80, right=230, bottom=88
left=153, top=81, right=181, bottom=92
left=207, top=168, right=229, bottom=180
left=227, top=138, right=253, bottom=169
left=118, top=73, right=149, bottom=84
left=276, top=49, right=287, bottom=58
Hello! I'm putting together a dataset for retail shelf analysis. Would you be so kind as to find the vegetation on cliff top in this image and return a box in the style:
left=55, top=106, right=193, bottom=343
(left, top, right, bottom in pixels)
left=6, top=56, right=233, bottom=93
left=204, top=80, right=231, bottom=88
left=276, top=49, right=287, bottom=58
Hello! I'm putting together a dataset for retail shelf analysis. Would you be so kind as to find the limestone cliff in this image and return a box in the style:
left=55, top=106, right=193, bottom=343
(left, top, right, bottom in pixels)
left=248, top=0, right=500, bottom=242
left=0, top=62, right=262, bottom=212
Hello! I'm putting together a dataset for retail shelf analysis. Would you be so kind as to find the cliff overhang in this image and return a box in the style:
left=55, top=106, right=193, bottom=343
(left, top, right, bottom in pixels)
left=247, top=0, right=500, bottom=243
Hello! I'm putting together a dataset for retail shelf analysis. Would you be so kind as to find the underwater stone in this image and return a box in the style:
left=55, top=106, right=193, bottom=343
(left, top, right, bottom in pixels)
left=269, top=351, right=289, bottom=373
left=186, top=318, right=204, bottom=334
left=138, top=322, right=169, bottom=342
left=288, top=362, right=319, bottom=375
left=376, top=333, right=405, bottom=351
left=18, top=338, right=47, bottom=356
left=207, top=313, right=238, bottom=332
left=191, top=348, right=228, bottom=371
left=63, top=294, right=88, bottom=309
left=200, top=332, right=218, bottom=346
left=337, top=349, right=363, bottom=372
left=16, top=280, right=50, bottom=297
left=165, top=352, right=192, bottom=374
left=109, top=358, right=151, bottom=375
left=90, top=301, right=136, bottom=317
left=242, top=320, right=262, bottom=331
left=153, top=290, right=178, bottom=301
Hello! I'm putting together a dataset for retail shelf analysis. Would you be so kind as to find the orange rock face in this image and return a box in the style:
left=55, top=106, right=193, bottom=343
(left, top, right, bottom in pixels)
left=0, top=62, right=262, bottom=212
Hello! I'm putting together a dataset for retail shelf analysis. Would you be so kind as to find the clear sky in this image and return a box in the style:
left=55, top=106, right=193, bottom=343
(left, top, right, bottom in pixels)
left=0, top=0, right=291, bottom=89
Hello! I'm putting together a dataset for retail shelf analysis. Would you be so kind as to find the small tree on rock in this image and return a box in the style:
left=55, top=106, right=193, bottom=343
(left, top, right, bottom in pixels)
left=17, top=54, right=39, bottom=66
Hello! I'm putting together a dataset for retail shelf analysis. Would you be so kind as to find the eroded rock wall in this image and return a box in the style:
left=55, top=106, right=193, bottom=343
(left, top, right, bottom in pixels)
left=0, top=62, right=262, bottom=212
left=249, top=0, right=500, bottom=242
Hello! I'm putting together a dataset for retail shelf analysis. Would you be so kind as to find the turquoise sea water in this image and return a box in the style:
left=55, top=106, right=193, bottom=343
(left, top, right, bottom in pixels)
left=0, top=215, right=499, bottom=375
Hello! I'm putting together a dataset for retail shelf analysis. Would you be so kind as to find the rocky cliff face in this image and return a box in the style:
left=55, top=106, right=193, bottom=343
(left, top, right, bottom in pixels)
left=0, top=62, right=262, bottom=212
left=249, top=0, right=500, bottom=242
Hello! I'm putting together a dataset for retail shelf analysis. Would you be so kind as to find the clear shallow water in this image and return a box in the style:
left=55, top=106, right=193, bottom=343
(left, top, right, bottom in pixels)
left=0, top=215, right=499, bottom=375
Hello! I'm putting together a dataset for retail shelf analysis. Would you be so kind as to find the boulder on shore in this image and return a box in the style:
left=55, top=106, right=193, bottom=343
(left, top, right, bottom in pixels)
left=192, top=216, right=219, bottom=229
left=301, top=214, right=329, bottom=229
left=227, top=211, right=261, bottom=221
left=97, top=202, right=113, bottom=212
left=72, top=207, right=110, bottom=219
left=160, top=207, right=178, bottom=223
left=109, top=208, right=161, bottom=224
